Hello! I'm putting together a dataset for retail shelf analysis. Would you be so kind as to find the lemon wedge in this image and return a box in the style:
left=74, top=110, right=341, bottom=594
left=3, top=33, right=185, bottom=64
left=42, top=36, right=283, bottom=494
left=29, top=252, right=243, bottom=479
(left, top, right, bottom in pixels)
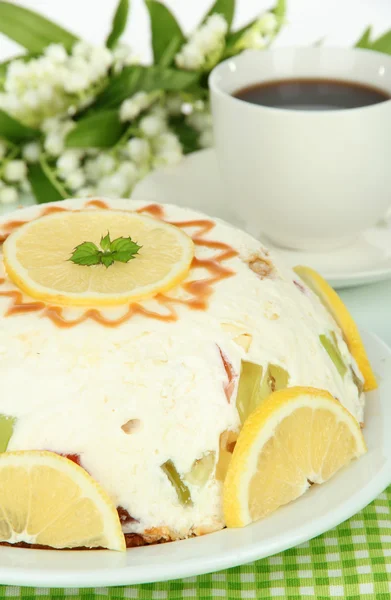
left=0, top=451, right=125, bottom=550
left=223, top=387, right=366, bottom=528
left=3, top=210, right=194, bottom=307
left=294, top=266, right=377, bottom=391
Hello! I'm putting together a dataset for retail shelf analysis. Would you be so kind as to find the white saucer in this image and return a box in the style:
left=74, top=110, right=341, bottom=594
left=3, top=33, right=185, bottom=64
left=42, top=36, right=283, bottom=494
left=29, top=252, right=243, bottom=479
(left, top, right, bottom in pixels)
left=134, top=149, right=391, bottom=289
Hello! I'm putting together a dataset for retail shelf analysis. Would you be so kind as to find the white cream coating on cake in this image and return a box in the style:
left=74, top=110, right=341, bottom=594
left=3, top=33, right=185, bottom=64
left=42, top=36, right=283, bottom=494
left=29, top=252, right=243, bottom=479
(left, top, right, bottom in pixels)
left=0, top=198, right=365, bottom=538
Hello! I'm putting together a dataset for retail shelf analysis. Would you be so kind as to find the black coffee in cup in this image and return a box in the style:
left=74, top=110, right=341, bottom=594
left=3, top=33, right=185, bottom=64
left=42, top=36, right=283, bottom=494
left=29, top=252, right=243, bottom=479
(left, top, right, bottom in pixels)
left=233, top=78, right=390, bottom=111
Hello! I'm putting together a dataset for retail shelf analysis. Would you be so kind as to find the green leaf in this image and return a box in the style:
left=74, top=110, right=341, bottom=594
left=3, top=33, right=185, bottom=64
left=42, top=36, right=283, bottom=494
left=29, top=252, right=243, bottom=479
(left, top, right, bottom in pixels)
left=65, top=110, right=125, bottom=148
left=100, top=232, right=112, bottom=252
left=69, top=234, right=140, bottom=268
left=158, top=36, right=183, bottom=69
left=93, top=66, right=198, bottom=110
left=69, top=242, right=102, bottom=266
left=110, top=236, right=141, bottom=262
left=0, top=53, right=37, bottom=90
left=101, top=254, right=115, bottom=268
left=0, top=1, right=78, bottom=53
left=28, top=158, right=67, bottom=205
left=93, top=66, right=144, bottom=110
left=146, top=0, right=185, bottom=66
left=204, top=0, right=235, bottom=29
left=355, top=26, right=372, bottom=48
left=0, top=109, right=38, bottom=143
left=106, top=0, right=130, bottom=49
left=273, top=0, right=286, bottom=20
left=371, top=30, right=391, bottom=54
left=141, top=66, right=199, bottom=93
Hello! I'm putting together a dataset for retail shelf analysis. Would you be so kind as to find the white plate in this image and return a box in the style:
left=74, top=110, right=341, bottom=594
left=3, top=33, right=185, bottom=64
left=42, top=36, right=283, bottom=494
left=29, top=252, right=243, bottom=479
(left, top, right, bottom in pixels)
left=0, top=330, right=390, bottom=588
left=134, top=149, right=391, bottom=289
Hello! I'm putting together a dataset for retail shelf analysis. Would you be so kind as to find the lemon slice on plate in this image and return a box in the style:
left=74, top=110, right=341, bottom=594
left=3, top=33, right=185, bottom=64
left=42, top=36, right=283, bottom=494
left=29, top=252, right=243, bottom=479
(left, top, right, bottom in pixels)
left=223, top=387, right=366, bottom=528
left=294, top=266, right=377, bottom=391
left=3, top=210, right=194, bottom=307
left=0, top=451, right=125, bottom=550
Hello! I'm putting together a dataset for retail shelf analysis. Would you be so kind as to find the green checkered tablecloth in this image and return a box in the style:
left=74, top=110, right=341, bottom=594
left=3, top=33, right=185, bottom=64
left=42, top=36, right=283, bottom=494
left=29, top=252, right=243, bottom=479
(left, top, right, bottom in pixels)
left=1, top=485, right=390, bottom=599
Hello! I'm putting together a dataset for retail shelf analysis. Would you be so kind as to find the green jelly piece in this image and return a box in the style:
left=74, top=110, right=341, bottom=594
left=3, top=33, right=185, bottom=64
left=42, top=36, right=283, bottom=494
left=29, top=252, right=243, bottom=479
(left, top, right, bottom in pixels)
left=259, top=363, right=290, bottom=405
left=161, top=459, right=192, bottom=506
left=320, top=333, right=347, bottom=378
left=236, top=362, right=290, bottom=424
left=0, top=415, right=16, bottom=453
left=185, top=451, right=216, bottom=487
left=268, top=364, right=290, bottom=391
left=236, top=361, right=263, bottom=424
left=350, top=366, right=364, bottom=395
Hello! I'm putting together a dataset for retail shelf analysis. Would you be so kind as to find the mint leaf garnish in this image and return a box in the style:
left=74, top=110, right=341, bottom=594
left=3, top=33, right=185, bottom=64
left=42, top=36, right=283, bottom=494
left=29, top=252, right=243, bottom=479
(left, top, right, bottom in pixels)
left=69, top=232, right=141, bottom=268
left=69, top=242, right=102, bottom=266
left=100, top=232, right=112, bottom=252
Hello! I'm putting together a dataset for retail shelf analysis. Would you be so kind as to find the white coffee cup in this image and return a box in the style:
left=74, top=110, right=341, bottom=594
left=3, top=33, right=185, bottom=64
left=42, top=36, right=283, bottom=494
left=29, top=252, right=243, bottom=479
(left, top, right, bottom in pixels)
left=209, top=48, right=391, bottom=251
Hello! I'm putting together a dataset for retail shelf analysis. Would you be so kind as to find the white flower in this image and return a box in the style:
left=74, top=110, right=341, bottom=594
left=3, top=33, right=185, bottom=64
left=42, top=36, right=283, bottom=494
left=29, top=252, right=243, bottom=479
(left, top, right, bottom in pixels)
left=207, top=14, right=229, bottom=36
left=235, top=13, right=277, bottom=52
left=0, top=41, right=113, bottom=127
left=257, top=13, right=278, bottom=35
left=64, top=71, right=90, bottom=94
left=84, top=158, right=101, bottom=183
left=97, top=172, right=128, bottom=197
left=153, top=132, right=183, bottom=167
left=89, top=46, right=113, bottom=79
left=140, top=114, right=166, bottom=138
left=153, top=150, right=182, bottom=168
left=4, top=60, right=26, bottom=87
left=125, top=138, right=150, bottom=164
left=120, top=92, right=147, bottom=122
left=45, top=44, right=68, bottom=63
left=22, top=142, right=40, bottom=163
left=57, top=150, right=82, bottom=177
left=192, top=28, right=216, bottom=55
left=118, top=161, right=138, bottom=186
left=22, top=89, right=40, bottom=109
left=112, top=43, right=139, bottom=73
left=0, top=140, right=7, bottom=161
left=38, top=84, right=54, bottom=103
left=120, top=92, right=160, bottom=123
left=72, top=41, right=92, bottom=59
left=175, top=14, right=228, bottom=71
left=0, top=186, right=18, bottom=205
left=153, top=132, right=181, bottom=153
left=44, top=119, right=74, bottom=156
left=176, top=45, right=204, bottom=71
left=75, top=186, right=95, bottom=198
left=240, top=30, right=266, bottom=50
left=4, top=160, right=27, bottom=183
left=95, top=154, right=116, bottom=176
left=44, top=132, right=64, bottom=156
left=42, top=117, right=62, bottom=133
left=66, top=169, right=86, bottom=191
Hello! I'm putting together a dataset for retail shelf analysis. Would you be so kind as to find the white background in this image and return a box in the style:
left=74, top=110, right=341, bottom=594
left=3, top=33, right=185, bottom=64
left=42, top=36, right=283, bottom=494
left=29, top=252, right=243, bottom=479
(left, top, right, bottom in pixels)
left=1, top=0, right=391, bottom=61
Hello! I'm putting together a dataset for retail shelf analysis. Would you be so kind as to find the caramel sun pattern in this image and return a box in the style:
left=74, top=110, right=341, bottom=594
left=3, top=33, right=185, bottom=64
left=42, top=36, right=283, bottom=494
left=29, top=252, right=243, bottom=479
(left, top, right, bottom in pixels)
left=0, top=200, right=238, bottom=328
